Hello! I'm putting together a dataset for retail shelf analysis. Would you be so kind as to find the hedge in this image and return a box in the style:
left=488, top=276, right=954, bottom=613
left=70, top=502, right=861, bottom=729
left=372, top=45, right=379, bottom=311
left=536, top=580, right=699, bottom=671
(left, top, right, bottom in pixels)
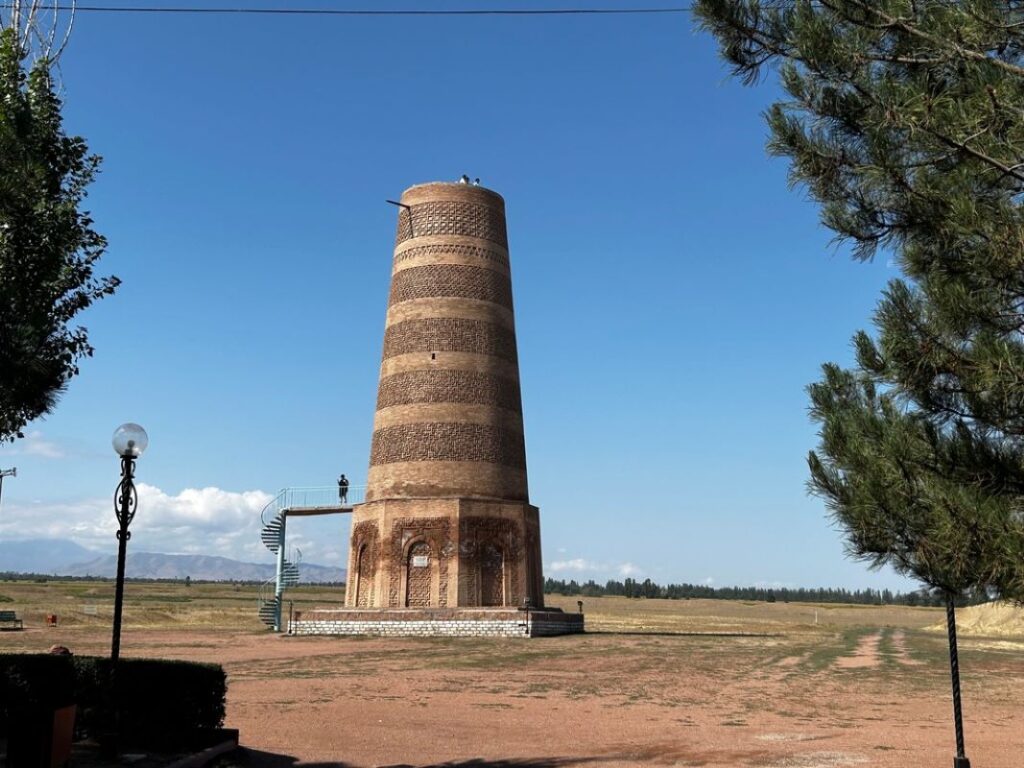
left=0, top=654, right=226, bottom=749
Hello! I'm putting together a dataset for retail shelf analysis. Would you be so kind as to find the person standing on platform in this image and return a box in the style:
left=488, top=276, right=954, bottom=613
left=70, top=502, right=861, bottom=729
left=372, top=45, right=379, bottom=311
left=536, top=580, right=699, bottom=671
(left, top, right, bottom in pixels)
left=338, top=473, right=349, bottom=504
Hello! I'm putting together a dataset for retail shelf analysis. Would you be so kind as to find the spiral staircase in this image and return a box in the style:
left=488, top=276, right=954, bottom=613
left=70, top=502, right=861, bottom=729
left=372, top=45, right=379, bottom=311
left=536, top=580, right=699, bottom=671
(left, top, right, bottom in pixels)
left=256, top=485, right=362, bottom=631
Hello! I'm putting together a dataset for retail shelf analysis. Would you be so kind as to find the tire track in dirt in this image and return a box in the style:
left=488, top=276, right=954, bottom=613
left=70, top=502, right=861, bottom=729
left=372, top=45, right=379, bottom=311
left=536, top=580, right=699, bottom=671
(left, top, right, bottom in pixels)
left=886, top=629, right=924, bottom=666
left=833, top=630, right=882, bottom=669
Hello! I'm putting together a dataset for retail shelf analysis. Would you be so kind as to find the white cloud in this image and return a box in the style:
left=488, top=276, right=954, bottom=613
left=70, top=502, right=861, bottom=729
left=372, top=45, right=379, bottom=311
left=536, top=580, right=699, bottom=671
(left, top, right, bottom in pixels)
left=16, top=431, right=64, bottom=459
left=549, top=557, right=643, bottom=580
left=136, top=484, right=269, bottom=530
left=703, top=576, right=715, bottom=586
left=549, top=558, right=598, bottom=573
left=0, top=484, right=278, bottom=563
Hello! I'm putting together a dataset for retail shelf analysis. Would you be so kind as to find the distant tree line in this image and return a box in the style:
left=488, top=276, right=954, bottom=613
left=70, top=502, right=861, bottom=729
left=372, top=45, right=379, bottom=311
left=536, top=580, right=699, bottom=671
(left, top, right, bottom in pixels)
left=0, top=571, right=988, bottom=608
left=544, top=577, right=987, bottom=607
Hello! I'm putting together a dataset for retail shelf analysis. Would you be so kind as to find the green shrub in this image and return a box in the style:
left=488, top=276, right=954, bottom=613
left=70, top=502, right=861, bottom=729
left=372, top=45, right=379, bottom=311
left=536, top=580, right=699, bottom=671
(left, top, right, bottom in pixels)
left=0, top=654, right=76, bottom=714
left=0, top=593, right=13, bottom=602
left=95, top=658, right=227, bottom=748
left=0, top=654, right=226, bottom=750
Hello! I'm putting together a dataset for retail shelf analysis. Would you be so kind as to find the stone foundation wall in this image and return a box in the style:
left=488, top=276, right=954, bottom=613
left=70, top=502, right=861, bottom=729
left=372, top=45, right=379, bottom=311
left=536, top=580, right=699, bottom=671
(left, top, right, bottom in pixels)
left=290, top=608, right=583, bottom=638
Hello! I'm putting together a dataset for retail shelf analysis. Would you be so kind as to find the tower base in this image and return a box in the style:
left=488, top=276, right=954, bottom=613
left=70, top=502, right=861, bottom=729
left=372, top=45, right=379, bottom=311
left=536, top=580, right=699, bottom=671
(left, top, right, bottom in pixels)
left=346, top=498, right=545, bottom=610
left=289, top=607, right=584, bottom=638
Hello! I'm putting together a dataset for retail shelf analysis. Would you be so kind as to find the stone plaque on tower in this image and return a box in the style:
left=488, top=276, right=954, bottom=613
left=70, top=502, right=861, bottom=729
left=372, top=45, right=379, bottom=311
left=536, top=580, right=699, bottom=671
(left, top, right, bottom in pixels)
left=345, top=180, right=544, bottom=611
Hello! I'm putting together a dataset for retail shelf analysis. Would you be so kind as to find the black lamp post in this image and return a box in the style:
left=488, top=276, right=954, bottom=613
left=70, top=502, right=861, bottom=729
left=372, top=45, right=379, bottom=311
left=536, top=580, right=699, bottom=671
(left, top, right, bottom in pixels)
left=946, top=594, right=971, bottom=768
left=110, top=423, right=147, bottom=662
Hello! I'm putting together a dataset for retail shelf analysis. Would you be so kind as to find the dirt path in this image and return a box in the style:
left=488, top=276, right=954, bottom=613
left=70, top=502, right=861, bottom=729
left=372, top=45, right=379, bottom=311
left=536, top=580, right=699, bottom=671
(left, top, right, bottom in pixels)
left=4, top=626, right=1022, bottom=767
left=202, top=631, right=1024, bottom=767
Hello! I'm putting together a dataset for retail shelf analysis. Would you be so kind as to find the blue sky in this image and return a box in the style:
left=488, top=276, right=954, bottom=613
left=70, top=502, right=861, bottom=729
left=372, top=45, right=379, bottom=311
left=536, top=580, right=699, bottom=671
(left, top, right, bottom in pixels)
left=0, top=2, right=912, bottom=590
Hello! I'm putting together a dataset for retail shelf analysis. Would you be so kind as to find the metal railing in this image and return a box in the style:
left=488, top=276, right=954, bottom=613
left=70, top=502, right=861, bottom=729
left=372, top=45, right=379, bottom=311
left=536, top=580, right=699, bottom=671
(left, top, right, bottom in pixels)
left=280, top=485, right=366, bottom=511
left=260, top=484, right=365, bottom=526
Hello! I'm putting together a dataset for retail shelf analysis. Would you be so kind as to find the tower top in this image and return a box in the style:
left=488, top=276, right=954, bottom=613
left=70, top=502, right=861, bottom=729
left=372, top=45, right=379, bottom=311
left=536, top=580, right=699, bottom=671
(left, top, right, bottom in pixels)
left=400, top=179, right=505, bottom=207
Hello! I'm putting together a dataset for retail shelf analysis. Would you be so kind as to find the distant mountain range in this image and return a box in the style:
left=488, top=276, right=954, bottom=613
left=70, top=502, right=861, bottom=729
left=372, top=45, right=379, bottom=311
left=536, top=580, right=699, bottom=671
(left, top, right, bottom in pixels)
left=0, top=538, right=96, bottom=574
left=0, top=538, right=346, bottom=583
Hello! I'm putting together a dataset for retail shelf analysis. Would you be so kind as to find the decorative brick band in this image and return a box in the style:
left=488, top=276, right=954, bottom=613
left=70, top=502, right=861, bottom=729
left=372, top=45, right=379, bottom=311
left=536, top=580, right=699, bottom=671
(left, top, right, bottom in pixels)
left=382, top=318, right=518, bottom=363
left=395, top=201, right=508, bottom=247
left=370, top=423, right=526, bottom=468
left=395, top=243, right=509, bottom=268
left=376, top=370, right=522, bottom=412
left=389, top=265, right=513, bottom=309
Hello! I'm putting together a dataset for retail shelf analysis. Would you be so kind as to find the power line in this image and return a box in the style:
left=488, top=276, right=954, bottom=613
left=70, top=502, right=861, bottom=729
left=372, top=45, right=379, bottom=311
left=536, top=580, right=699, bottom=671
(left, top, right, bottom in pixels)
left=0, top=1, right=1001, bottom=17
left=0, top=4, right=691, bottom=16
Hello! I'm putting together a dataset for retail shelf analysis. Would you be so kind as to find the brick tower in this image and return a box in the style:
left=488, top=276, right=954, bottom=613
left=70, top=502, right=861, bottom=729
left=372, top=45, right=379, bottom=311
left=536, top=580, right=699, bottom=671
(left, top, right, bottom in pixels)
left=345, top=181, right=544, bottom=611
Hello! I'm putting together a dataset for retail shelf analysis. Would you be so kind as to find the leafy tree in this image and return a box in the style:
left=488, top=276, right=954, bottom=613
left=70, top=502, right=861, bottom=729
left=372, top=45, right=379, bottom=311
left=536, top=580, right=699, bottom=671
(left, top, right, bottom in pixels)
left=0, top=28, right=118, bottom=442
left=694, top=2, right=1024, bottom=762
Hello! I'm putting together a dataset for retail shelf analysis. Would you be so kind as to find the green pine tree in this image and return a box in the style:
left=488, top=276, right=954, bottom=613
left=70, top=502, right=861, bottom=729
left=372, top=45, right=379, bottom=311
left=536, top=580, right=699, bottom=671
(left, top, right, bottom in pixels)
left=695, top=2, right=1024, bottom=762
left=0, top=28, right=119, bottom=442
left=695, top=0, right=1024, bottom=597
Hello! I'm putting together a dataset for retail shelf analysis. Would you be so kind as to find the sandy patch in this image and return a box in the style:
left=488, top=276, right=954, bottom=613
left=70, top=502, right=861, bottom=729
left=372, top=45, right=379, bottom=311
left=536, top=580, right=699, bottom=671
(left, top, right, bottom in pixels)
left=776, top=654, right=810, bottom=668
left=928, top=602, right=1024, bottom=638
left=770, top=752, right=869, bottom=767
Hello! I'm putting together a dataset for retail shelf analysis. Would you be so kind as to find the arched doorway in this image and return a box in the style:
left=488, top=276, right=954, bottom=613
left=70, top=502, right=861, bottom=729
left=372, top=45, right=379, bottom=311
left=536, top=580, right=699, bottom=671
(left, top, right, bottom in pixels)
left=405, top=541, right=432, bottom=607
left=355, top=543, right=372, bottom=607
left=480, top=543, right=504, bottom=606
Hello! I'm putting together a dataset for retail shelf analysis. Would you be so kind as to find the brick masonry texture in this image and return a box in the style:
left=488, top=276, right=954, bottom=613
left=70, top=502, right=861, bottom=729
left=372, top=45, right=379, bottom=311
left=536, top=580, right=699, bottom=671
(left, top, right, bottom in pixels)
left=394, top=243, right=508, bottom=268
left=386, top=516, right=452, bottom=608
left=349, top=182, right=541, bottom=612
left=376, top=370, right=522, bottom=411
left=395, top=200, right=508, bottom=248
left=405, top=541, right=432, bottom=607
left=459, top=516, right=522, bottom=606
left=381, top=317, right=518, bottom=362
left=370, top=423, right=527, bottom=468
left=365, top=462, right=528, bottom=504
left=350, top=521, right=380, bottom=608
left=388, top=264, right=513, bottom=309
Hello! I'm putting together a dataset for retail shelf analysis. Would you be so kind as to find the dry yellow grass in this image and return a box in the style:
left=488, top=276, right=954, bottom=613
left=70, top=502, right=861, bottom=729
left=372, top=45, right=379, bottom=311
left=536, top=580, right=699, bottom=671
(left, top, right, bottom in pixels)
left=0, top=579, right=344, bottom=630
left=0, top=579, right=950, bottom=635
left=543, top=593, right=943, bottom=635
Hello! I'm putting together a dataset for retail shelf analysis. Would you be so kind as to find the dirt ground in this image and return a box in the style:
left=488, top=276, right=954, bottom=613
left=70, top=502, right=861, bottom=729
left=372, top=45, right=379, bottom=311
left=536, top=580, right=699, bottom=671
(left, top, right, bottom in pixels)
left=2, top=585, right=1022, bottom=767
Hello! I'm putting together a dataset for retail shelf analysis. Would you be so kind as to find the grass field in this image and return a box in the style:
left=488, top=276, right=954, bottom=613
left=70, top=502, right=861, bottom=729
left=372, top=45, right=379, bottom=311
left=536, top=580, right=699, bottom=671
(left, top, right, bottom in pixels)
left=1, top=579, right=1022, bottom=767
left=0, top=579, right=952, bottom=633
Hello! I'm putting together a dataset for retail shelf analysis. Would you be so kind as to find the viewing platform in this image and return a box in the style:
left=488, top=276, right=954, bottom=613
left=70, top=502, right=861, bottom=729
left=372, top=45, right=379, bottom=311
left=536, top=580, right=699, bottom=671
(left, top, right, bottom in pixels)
left=264, top=485, right=366, bottom=520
